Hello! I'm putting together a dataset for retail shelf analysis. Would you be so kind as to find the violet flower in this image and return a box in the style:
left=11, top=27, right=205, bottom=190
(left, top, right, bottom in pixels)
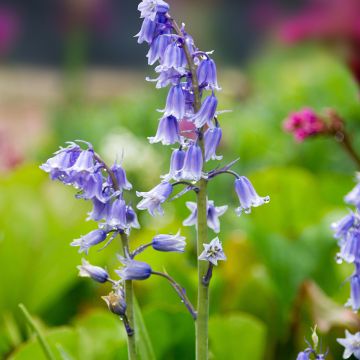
left=198, top=237, right=226, bottom=266
left=71, top=229, right=108, bottom=254
left=148, top=116, right=181, bottom=145
left=116, top=256, right=152, bottom=280
left=337, top=330, right=360, bottom=359
left=181, top=143, right=203, bottom=181
left=190, top=93, right=218, bottom=128
left=183, top=200, right=228, bottom=233
left=136, top=181, right=173, bottom=216
left=204, top=126, right=222, bottom=161
left=161, top=84, right=186, bottom=119
left=162, top=148, right=185, bottom=181
left=77, top=258, right=109, bottom=283
left=152, top=230, right=186, bottom=252
left=234, top=176, right=270, bottom=215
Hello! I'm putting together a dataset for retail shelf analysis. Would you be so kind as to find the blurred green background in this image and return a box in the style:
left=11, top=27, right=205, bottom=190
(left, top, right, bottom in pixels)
left=1, top=0, right=360, bottom=359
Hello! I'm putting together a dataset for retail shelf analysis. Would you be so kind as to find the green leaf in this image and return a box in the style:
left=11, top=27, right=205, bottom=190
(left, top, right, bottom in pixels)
left=9, top=327, right=80, bottom=360
left=209, top=313, right=266, bottom=360
left=134, top=299, right=156, bottom=360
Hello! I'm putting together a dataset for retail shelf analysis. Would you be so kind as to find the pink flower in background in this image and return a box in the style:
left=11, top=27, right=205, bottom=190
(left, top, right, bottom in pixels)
left=0, top=6, right=19, bottom=57
left=283, top=108, right=326, bottom=142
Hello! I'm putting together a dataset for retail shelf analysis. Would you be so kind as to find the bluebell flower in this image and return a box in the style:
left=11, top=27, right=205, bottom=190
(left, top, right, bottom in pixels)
left=77, top=172, right=104, bottom=201
left=102, top=288, right=127, bottom=316
left=126, top=205, right=140, bottom=229
left=162, top=148, right=185, bottom=181
left=146, top=68, right=182, bottom=89
left=69, top=149, right=96, bottom=175
left=181, top=143, right=203, bottom=181
left=136, top=18, right=157, bottom=44
left=138, top=0, right=169, bottom=21
left=204, top=126, right=222, bottom=161
left=197, top=58, right=220, bottom=90
left=339, top=229, right=360, bottom=263
left=107, top=198, right=127, bottom=228
left=331, top=211, right=356, bottom=240
left=40, top=143, right=81, bottom=182
left=161, top=84, right=186, bottom=120
left=190, top=93, right=218, bottom=128
left=198, top=237, right=226, bottom=266
left=345, top=182, right=360, bottom=209
left=337, top=330, right=360, bottom=359
left=136, top=181, right=173, bottom=216
left=110, top=163, right=132, bottom=191
left=296, top=352, right=310, bottom=360
left=234, top=176, right=270, bottom=215
left=147, top=34, right=171, bottom=65
left=347, top=273, right=360, bottom=311
left=116, top=256, right=152, bottom=280
left=71, top=229, right=108, bottom=254
left=148, top=116, right=181, bottom=145
left=183, top=200, right=228, bottom=233
left=152, top=230, right=186, bottom=252
left=88, top=198, right=111, bottom=222
left=77, top=258, right=109, bottom=283
left=156, top=41, right=187, bottom=74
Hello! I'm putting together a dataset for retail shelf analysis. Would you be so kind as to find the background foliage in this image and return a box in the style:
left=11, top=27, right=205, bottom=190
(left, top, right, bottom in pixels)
left=1, top=44, right=360, bottom=359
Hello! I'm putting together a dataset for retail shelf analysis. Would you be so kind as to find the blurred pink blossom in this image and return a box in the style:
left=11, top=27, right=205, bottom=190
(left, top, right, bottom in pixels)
left=283, top=108, right=326, bottom=142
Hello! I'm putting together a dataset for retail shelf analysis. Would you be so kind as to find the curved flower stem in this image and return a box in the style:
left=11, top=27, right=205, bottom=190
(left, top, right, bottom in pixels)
left=202, top=263, right=214, bottom=286
left=94, top=153, right=119, bottom=190
left=336, top=131, right=360, bottom=170
left=152, top=271, right=197, bottom=320
left=120, top=232, right=137, bottom=360
left=208, top=169, right=239, bottom=180
left=130, top=242, right=152, bottom=258
left=325, top=111, right=360, bottom=169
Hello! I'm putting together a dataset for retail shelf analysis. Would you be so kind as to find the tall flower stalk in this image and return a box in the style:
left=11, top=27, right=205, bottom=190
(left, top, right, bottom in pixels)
left=135, top=1, right=269, bottom=359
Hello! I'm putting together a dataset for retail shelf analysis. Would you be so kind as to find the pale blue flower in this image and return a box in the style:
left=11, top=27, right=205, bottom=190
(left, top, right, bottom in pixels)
left=198, top=237, right=226, bottom=266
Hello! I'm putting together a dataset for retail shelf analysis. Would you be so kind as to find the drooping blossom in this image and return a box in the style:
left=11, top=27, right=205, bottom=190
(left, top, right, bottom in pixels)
left=77, top=258, right=109, bottom=283
left=152, top=230, right=186, bottom=252
left=234, top=176, right=270, bottom=215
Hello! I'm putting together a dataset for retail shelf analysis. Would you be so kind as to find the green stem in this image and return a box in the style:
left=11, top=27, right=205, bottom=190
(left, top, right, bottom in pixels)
left=18, top=304, right=56, bottom=360
left=195, top=176, right=209, bottom=360
left=169, top=14, right=210, bottom=360
left=120, top=233, right=137, bottom=360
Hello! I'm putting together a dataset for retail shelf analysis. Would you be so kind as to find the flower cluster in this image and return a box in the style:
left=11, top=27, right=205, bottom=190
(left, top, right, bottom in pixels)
left=283, top=108, right=326, bottom=142
left=40, top=141, right=139, bottom=246
left=40, top=140, right=195, bottom=330
left=135, top=0, right=270, bottom=231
